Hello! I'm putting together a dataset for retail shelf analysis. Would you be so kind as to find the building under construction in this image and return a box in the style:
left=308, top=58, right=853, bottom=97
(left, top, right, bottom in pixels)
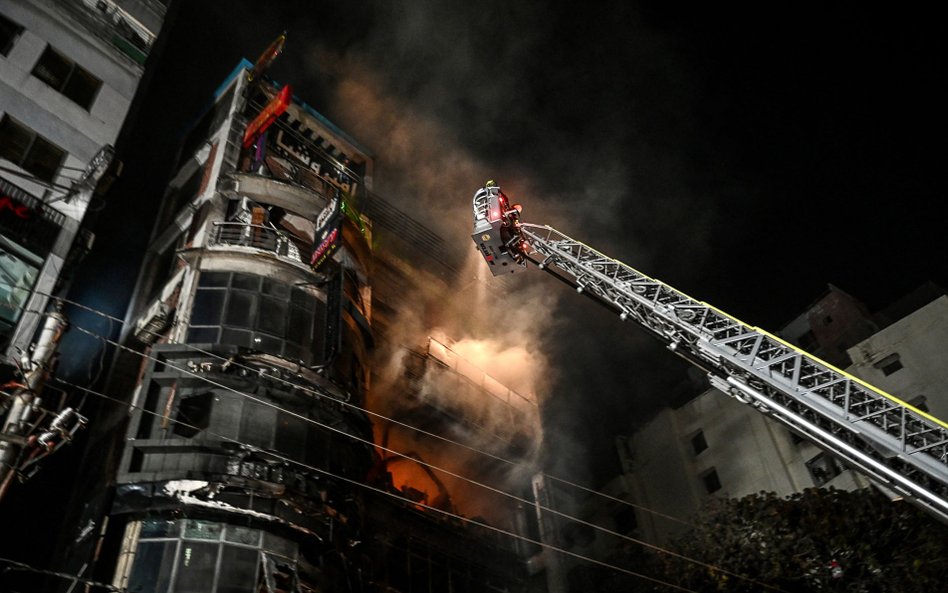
left=51, top=58, right=546, bottom=592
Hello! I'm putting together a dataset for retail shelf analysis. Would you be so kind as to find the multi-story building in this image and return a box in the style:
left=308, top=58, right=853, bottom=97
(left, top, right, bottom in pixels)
left=573, top=285, right=946, bottom=548
left=56, top=60, right=544, bottom=592
left=0, top=0, right=167, bottom=360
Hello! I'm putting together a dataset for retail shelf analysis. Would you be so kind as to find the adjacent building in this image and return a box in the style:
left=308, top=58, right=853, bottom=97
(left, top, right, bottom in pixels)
left=571, top=285, right=947, bottom=552
left=0, top=0, right=167, bottom=360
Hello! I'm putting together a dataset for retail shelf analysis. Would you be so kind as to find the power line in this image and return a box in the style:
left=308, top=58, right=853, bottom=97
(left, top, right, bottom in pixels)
left=58, top=319, right=790, bottom=593
left=4, top=288, right=739, bottom=587
left=17, top=287, right=695, bottom=528
left=54, top=376, right=700, bottom=593
left=0, top=556, right=119, bottom=592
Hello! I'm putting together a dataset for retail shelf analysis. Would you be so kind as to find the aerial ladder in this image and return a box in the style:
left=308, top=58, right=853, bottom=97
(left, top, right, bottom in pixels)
left=471, top=182, right=948, bottom=524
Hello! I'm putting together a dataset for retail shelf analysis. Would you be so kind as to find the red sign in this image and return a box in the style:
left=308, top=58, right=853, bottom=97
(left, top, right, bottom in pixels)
left=242, top=84, right=292, bottom=149
left=0, top=195, right=31, bottom=219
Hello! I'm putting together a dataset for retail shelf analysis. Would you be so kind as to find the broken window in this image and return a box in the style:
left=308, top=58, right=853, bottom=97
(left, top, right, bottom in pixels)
left=173, top=391, right=214, bottom=437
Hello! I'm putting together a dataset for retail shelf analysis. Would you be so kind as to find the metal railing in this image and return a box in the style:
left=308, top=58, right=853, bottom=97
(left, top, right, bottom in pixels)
left=209, top=222, right=307, bottom=266
left=56, top=0, right=163, bottom=65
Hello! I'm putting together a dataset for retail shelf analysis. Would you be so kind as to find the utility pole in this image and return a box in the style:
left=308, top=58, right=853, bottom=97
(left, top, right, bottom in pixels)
left=0, top=307, right=76, bottom=502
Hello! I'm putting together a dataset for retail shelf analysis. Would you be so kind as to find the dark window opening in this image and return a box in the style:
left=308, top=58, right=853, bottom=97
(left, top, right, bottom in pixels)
left=0, top=115, right=66, bottom=183
left=874, top=353, right=903, bottom=376
left=690, top=430, right=708, bottom=455
left=32, top=45, right=102, bottom=109
left=908, top=395, right=930, bottom=413
left=1, top=13, right=24, bottom=56
left=806, top=452, right=844, bottom=486
left=173, top=391, right=214, bottom=438
left=701, top=468, right=721, bottom=494
left=797, top=330, right=818, bottom=352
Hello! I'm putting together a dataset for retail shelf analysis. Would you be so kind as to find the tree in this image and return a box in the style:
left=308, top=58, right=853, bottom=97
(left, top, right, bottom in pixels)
left=657, top=487, right=948, bottom=592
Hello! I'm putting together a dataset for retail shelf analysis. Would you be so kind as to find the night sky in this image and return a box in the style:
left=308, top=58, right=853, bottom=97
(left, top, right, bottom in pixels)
left=68, top=2, right=946, bottom=485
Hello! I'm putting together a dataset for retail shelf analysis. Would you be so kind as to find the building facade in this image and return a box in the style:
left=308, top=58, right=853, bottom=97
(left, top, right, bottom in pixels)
left=582, top=286, right=946, bottom=547
left=0, top=0, right=166, bottom=359
left=57, top=61, right=542, bottom=592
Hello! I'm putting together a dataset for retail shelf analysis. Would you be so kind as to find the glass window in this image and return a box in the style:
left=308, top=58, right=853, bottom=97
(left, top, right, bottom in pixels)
left=1, top=13, right=24, bottom=56
left=186, top=326, right=219, bottom=343
left=231, top=274, right=260, bottom=291
left=126, top=541, right=176, bottom=593
left=256, top=296, right=286, bottom=335
left=224, top=525, right=261, bottom=546
left=0, top=115, right=66, bottom=183
left=183, top=519, right=223, bottom=540
left=225, top=291, right=255, bottom=326
left=0, top=239, right=41, bottom=331
left=188, top=272, right=326, bottom=365
left=217, top=546, right=258, bottom=593
left=199, top=271, right=230, bottom=287
left=190, top=289, right=225, bottom=325
left=140, top=519, right=180, bottom=538
left=174, top=542, right=218, bottom=593
left=31, top=45, right=102, bottom=110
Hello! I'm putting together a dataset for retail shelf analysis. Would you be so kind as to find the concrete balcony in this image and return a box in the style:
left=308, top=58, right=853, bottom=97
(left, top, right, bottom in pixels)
left=206, top=222, right=310, bottom=269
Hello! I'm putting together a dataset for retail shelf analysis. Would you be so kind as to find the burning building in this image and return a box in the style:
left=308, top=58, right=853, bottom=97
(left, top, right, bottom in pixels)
left=54, top=56, right=546, bottom=592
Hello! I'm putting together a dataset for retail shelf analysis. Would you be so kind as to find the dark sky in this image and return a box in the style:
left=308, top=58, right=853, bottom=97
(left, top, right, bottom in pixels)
left=69, top=2, right=946, bottom=485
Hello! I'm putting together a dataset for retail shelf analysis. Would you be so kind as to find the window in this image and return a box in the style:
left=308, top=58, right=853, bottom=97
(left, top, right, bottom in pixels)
left=690, top=430, right=708, bottom=455
left=701, top=468, right=721, bottom=494
left=31, top=45, right=102, bottom=109
left=1, top=13, right=23, bottom=56
left=186, top=271, right=326, bottom=364
left=908, top=395, right=930, bottom=413
left=120, top=519, right=299, bottom=593
left=0, top=115, right=66, bottom=183
left=874, top=353, right=903, bottom=376
left=806, top=452, right=844, bottom=486
left=797, top=330, right=817, bottom=352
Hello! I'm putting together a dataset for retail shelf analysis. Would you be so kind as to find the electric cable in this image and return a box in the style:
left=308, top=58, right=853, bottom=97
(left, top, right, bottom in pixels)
left=54, top=376, right=702, bottom=593
left=5, top=288, right=769, bottom=588
left=58, top=319, right=790, bottom=593
left=20, top=288, right=695, bottom=528
left=0, top=556, right=120, bottom=592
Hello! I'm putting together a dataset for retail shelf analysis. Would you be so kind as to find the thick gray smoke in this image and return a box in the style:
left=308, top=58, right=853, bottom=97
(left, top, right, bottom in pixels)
left=283, top=1, right=731, bottom=487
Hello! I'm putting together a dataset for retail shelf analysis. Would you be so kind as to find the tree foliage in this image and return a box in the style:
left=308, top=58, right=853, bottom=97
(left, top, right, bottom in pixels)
left=574, top=487, right=948, bottom=593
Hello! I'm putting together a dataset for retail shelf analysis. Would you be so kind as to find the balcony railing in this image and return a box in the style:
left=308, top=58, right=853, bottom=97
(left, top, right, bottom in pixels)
left=209, top=222, right=308, bottom=266
left=57, top=0, right=164, bottom=65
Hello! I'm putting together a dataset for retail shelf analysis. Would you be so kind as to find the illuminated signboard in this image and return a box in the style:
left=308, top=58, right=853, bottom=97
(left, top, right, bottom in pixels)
left=310, top=196, right=343, bottom=271
left=242, top=84, right=292, bottom=149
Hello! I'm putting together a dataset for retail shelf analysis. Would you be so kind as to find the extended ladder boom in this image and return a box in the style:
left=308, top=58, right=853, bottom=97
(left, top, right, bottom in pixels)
left=471, top=185, right=948, bottom=523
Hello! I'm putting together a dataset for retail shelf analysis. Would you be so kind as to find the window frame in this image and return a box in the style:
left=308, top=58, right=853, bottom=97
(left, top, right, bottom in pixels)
left=0, top=13, right=24, bottom=56
left=0, top=114, right=67, bottom=183
left=31, top=44, right=102, bottom=110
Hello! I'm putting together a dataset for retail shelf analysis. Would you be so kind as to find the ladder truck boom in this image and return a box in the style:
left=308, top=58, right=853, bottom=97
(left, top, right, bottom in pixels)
left=471, top=182, right=948, bottom=524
